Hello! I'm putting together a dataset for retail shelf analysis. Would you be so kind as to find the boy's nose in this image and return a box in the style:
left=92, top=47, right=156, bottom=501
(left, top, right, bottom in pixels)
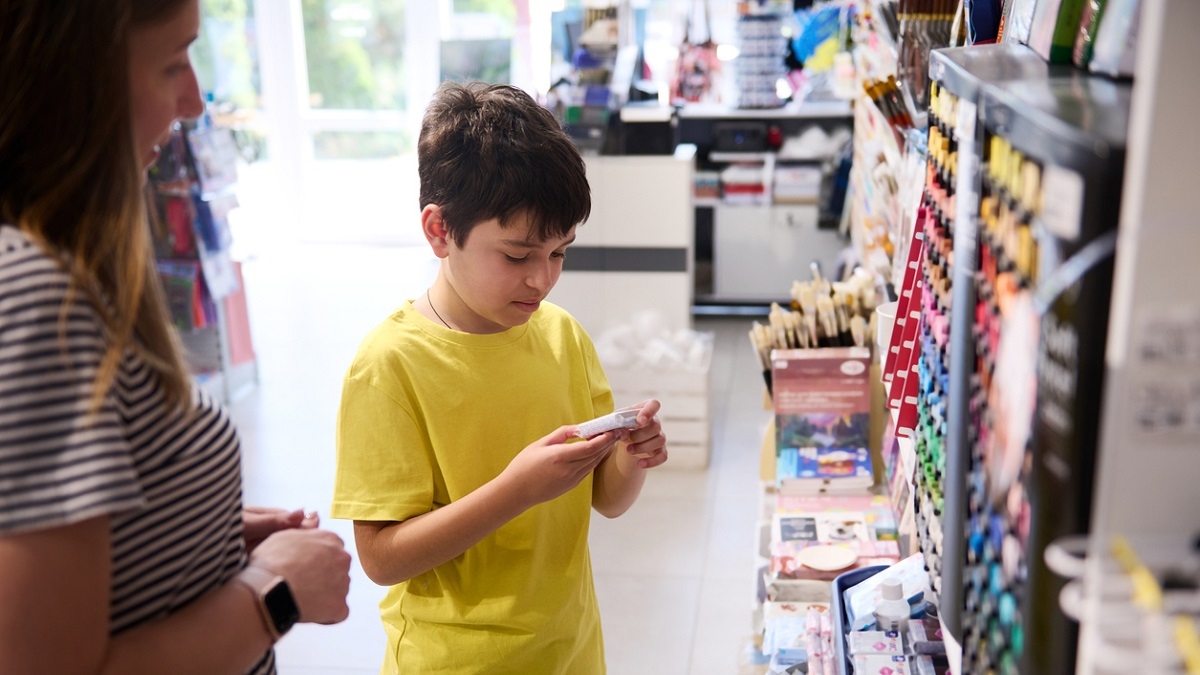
left=527, top=261, right=553, bottom=293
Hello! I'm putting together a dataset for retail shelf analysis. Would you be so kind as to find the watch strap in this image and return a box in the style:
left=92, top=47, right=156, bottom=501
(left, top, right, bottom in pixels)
left=235, top=565, right=297, bottom=640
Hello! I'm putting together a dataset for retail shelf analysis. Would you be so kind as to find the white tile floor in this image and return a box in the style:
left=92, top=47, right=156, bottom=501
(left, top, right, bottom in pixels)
left=228, top=241, right=773, bottom=674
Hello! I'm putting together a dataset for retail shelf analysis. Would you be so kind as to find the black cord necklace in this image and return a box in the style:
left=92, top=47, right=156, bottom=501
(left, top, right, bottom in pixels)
left=427, top=290, right=451, bottom=329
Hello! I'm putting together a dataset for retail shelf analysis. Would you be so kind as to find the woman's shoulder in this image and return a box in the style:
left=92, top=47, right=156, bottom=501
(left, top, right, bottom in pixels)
left=1, top=224, right=60, bottom=267
left=0, top=225, right=77, bottom=303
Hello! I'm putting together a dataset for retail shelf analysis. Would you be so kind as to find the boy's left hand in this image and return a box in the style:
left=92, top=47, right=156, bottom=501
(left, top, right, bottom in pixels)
left=621, top=399, right=668, bottom=469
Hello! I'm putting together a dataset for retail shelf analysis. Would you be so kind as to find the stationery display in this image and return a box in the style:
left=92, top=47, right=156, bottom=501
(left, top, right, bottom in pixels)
left=146, top=119, right=257, bottom=402
left=915, top=45, right=1132, bottom=674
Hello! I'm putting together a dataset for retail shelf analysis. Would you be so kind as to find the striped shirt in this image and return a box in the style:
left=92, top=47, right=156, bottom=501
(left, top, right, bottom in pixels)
left=0, top=225, right=273, bottom=674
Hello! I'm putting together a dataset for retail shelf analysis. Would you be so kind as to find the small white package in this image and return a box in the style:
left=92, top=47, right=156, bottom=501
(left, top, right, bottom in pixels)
left=852, top=654, right=910, bottom=674
left=575, top=409, right=640, bottom=438
left=847, top=630, right=904, bottom=656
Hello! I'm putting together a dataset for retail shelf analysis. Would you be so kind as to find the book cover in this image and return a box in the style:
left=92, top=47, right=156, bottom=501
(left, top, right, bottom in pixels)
left=772, top=347, right=874, bottom=493
left=777, top=446, right=874, bottom=489
left=774, top=493, right=899, bottom=541
left=770, top=552, right=901, bottom=582
left=771, top=511, right=901, bottom=560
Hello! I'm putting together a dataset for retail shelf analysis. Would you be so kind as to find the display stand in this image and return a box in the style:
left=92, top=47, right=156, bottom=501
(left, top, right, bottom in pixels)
left=905, top=42, right=1133, bottom=675
left=924, top=43, right=1053, bottom=643
left=148, top=125, right=258, bottom=405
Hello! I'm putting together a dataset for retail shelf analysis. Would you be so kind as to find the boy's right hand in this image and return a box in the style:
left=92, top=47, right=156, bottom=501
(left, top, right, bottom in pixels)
left=501, top=426, right=622, bottom=508
left=246, top=527, right=352, bottom=625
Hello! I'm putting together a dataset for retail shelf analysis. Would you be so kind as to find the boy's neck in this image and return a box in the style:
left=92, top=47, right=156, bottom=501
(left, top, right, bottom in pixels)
left=421, top=279, right=510, bottom=335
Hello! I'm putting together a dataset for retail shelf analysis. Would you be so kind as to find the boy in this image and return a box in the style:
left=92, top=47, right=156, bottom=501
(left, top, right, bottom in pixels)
left=331, top=82, right=668, bottom=674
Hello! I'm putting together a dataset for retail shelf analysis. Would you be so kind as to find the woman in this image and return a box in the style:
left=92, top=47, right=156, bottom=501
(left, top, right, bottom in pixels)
left=0, top=1, right=351, bottom=673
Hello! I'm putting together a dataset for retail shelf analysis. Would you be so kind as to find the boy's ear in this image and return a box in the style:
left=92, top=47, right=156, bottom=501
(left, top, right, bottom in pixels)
left=421, top=205, right=452, bottom=258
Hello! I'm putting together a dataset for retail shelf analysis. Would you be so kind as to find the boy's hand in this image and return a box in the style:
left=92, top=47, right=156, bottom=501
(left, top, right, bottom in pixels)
left=622, top=400, right=668, bottom=469
left=502, top=426, right=622, bottom=508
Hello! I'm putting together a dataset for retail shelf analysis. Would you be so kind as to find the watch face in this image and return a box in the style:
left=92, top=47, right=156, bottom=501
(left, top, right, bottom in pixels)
left=263, top=580, right=300, bottom=635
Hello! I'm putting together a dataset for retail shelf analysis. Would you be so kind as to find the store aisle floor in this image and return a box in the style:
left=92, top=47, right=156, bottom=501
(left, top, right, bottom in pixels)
left=229, top=242, right=771, bottom=675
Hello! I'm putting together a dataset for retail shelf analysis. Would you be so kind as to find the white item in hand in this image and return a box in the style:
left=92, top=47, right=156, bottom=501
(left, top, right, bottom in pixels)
left=575, top=409, right=640, bottom=439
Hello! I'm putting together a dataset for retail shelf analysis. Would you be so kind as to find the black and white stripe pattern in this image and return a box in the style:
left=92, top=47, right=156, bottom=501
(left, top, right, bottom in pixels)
left=0, top=226, right=272, bottom=674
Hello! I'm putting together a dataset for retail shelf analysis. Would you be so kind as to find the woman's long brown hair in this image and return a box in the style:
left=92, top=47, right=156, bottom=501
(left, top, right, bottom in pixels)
left=0, top=0, right=193, bottom=411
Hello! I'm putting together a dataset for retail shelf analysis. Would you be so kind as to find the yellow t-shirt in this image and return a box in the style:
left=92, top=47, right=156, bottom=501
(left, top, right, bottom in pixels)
left=332, top=300, right=614, bottom=675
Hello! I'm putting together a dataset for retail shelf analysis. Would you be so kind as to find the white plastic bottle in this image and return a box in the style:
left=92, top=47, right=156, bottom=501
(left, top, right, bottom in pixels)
left=872, top=579, right=911, bottom=632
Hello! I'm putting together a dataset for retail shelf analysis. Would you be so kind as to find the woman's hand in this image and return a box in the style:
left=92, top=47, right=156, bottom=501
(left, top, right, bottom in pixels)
left=242, top=506, right=319, bottom=553
left=247, top=528, right=351, bottom=625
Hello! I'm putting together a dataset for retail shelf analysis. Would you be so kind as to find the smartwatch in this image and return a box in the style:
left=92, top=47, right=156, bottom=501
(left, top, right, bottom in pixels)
left=237, top=566, right=301, bottom=640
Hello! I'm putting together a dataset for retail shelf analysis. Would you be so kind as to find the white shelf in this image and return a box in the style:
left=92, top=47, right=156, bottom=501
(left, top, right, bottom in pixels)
left=709, top=151, right=773, bottom=162
left=709, top=151, right=840, bottom=164
left=678, top=100, right=853, bottom=120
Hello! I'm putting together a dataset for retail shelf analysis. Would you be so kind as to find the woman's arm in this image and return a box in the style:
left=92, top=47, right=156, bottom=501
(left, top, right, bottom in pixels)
left=355, top=426, right=620, bottom=587
left=0, top=515, right=351, bottom=675
left=0, top=516, right=269, bottom=675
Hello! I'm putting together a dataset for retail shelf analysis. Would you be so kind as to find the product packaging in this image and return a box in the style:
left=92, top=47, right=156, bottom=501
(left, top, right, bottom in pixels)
left=844, top=553, right=929, bottom=631
left=1089, top=0, right=1140, bottom=77
left=873, top=578, right=912, bottom=631
left=847, top=630, right=904, bottom=655
left=907, top=617, right=948, bottom=655
left=1027, top=0, right=1088, bottom=63
left=852, top=654, right=910, bottom=674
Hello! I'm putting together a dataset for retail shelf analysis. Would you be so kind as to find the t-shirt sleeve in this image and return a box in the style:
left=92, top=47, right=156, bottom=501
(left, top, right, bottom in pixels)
left=331, top=375, right=435, bottom=522
left=580, top=332, right=615, bottom=418
left=0, top=259, right=143, bottom=535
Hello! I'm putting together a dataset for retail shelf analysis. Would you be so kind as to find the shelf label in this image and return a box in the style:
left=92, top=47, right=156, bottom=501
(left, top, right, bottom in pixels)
left=954, top=99, right=978, bottom=272
left=1041, top=165, right=1085, bottom=241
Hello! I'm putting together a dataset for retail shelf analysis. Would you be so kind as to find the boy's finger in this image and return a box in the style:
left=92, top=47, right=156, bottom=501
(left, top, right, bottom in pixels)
left=633, top=399, right=661, bottom=425
left=563, top=432, right=618, bottom=461
left=639, top=451, right=669, bottom=469
left=544, top=425, right=584, bottom=445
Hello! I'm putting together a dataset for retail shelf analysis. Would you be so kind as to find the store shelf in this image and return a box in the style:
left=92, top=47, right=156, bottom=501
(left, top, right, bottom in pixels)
left=987, top=74, right=1131, bottom=159
left=709, top=151, right=773, bottom=162
left=929, top=44, right=1052, bottom=104
left=677, top=100, right=853, bottom=120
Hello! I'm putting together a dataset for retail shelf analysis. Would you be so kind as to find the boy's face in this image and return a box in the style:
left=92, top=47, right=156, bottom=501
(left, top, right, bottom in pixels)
left=443, top=214, right=575, bottom=334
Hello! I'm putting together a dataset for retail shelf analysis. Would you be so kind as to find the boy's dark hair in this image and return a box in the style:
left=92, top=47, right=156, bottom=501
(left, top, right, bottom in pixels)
left=418, top=82, right=591, bottom=245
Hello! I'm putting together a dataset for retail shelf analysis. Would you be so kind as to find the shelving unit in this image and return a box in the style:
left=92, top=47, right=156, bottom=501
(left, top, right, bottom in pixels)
left=921, top=44, right=1051, bottom=648
left=882, top=42, right=1133, bottom=675
left=148, top=124, right=258, bottom=406
left=677, top=102, right=854, bottom=308
left=978, top=66, right=1130, bottom=675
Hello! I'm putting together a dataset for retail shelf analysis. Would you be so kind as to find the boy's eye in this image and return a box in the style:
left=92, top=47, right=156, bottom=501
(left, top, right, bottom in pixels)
left=551, top=251, right=567, bottom=260
left=505, top=254, right=529, bottom=264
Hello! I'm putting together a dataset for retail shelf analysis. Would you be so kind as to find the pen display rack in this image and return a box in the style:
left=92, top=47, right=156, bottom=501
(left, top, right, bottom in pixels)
left=911, top=78, right=958, bottom=610
left=979, top=71, right=1131, bottom=675
left=918, top=44, right=1132, bottom=675
left=959, top=121, right=1042, bottom=675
